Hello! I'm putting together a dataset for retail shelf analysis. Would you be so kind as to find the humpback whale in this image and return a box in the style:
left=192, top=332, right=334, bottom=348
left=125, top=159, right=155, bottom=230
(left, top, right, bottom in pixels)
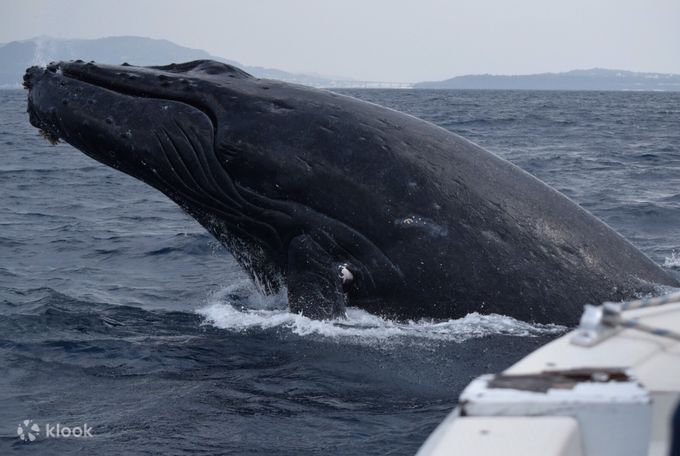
left=24, top=60, right=678, bottom=324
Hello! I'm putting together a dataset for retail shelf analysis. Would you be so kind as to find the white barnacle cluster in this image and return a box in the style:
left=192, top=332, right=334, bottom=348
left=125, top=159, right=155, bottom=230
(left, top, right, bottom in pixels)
left=395, top=215, right=449, bottom=237
left=399, top=215, right=423, bottom=226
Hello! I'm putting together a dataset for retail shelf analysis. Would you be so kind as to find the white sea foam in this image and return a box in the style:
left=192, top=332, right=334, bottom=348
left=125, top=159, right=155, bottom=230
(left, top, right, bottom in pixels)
left=664, top=251, right=680, bottom=268
left=196, top=282, right=566, bottom=343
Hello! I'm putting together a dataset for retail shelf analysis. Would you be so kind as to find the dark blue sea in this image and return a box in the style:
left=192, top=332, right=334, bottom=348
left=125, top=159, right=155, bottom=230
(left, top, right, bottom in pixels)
left=2, top=88, right=679, bottom=455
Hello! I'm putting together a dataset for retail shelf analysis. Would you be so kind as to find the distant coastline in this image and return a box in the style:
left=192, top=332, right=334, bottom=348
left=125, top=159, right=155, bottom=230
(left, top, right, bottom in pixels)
left=2, top=37, right=679, bottom=91
left=415, top=68, right=680, bottom=92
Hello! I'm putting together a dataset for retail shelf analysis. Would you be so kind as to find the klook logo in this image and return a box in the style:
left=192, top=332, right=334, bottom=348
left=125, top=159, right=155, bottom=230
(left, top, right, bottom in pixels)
left=17, top=420, right=39, bottom=442
left=45, top=423, right=93, bottom=438
left=17, top=420, right=93, bottom=442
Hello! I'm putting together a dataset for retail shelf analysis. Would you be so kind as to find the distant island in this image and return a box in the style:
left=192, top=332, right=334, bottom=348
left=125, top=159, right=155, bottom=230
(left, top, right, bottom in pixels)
left=415, top=69, right=680, bottom=91
left=0, top=36, right=336, bottom=88
left=2, top=36, right=679, bottom=91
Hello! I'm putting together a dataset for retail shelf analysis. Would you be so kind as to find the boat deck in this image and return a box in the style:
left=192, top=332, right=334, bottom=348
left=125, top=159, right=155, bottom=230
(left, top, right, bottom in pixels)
left=417, top=302, right=680, bottom=455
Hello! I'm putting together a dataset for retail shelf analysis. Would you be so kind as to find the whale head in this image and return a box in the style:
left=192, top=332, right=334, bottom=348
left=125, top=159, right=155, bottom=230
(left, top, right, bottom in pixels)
left=24, top=60, right=403, bottom=318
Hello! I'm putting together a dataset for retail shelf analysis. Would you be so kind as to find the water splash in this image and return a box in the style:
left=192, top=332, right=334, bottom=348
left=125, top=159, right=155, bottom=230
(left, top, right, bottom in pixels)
left=31, top=37, right=55, bottom=67
left=664, top=251, right=680, bottom=268
left=196, top=282, right=566, bottom=343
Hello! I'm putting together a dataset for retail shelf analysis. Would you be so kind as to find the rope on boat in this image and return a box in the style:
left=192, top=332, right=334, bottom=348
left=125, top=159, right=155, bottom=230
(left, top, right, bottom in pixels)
left=603, top=290, right=680, bottom=311
left=572, top=291, right=680, bottom=346
left=601, top=293, right=680, bottom=343
left=615, top=318, right=680, bottom=342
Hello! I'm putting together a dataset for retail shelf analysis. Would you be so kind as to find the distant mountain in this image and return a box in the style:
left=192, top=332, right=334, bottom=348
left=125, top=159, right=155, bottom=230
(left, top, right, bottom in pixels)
left=415, top=69, right=680, bottom=91
left=0, top=36, right=335, bottom=88
left=5, top=38, right=678, bottom=92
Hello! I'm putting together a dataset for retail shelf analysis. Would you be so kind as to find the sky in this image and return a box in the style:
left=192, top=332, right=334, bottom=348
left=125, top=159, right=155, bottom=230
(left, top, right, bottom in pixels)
left=1, top=0, right=679, bottom=82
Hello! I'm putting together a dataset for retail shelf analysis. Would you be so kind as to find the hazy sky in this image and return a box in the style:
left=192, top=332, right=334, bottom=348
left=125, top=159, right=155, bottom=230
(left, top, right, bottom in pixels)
left=2, top=0, right=679, bottom=81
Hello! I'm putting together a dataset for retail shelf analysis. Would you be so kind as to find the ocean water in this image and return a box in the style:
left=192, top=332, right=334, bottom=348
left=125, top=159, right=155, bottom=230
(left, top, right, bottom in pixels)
left=1, top=88, right=679, bottom=455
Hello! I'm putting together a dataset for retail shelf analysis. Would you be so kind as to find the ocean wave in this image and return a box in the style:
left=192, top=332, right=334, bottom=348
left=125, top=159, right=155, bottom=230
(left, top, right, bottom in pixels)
left=196, top=283, right=566, bottom=343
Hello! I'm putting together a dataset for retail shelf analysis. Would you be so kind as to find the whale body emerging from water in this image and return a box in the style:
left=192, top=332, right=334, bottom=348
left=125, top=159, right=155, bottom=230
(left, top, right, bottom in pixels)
left=24, top=60, right=678, bottom=324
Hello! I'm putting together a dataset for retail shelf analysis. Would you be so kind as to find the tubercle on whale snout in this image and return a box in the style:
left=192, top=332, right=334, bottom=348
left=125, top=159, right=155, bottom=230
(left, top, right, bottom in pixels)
left=22, top=67, right=37, bottom=90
